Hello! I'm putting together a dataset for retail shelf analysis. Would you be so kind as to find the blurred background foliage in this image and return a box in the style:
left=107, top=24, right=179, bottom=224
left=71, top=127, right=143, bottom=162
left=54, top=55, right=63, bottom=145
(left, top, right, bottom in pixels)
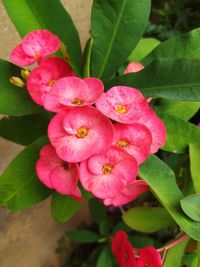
left=146, top=0, right=200, bottom=40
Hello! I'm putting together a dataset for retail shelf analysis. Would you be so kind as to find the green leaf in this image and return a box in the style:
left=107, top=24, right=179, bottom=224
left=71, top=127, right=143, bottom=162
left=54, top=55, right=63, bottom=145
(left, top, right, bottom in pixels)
left=163, top=236, right=190, bottom=267
left=2, top=0, right=82, bottom=74
left=143, top=28, right=200, bottom=66
left=155, top=100, right=200, bottom=121
left=0, top=136, right=51, bottom=211
left=123, top=207, right=174, bottom=233
left=0, top=112, right=52, bottom=145
left=91, top=0, right=151, bottom=80
left=89, top=198, right=108, bottom=226
left=99, top=220, right=110, bottom=236
left=97, top=246, right=112, bottom=267
left=129, top=235, right=162, bottom=248
left=128, top=37, right=160, bottom=62
left=158, top=112, right=200, bottom=153
left=51, top=190, right=90, bottom=222
left=107, top=59, right=200, bottom=101
left=66, top=230, right=101, bottom=243
left=189, top=144, right=200, bottom=193
left=180, top=194, right=200, bottom=222
left=0, top=59, right=42, bottom=116
left=139, top=155, right=200, bottom=241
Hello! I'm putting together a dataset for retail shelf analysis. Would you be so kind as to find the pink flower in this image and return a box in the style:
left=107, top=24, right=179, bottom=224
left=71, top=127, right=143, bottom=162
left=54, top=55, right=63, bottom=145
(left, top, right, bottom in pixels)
left=112, top=231, right=136, bottom=267
left=113, top=123, right=152, bottom=164
left=96, top=86, right=166, bottom=153
left=95, top=86, right=152, bottom=124
left=10, top=30, right=60, bottom=66
left=124, top=62, right=144, bottom=74
left=48, top=106, right=114, bottom=163
left=36, top=144, right=81, bottom=201
left=27, top=57, right=75, bottom=106
left=135, top=246, right=162, bottom=267
left=103, top=180, right=149, bottom=206
left=79, top=146, right=138, bottom=199
left=44, top=77, right=103, bottom=112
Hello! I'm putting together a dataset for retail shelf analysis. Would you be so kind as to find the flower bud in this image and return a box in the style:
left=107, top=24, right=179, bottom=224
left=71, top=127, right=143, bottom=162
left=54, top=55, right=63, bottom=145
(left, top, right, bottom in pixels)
left=21, top=68, right=30, bottom=79
left=10, top=76, right=25, bottom=88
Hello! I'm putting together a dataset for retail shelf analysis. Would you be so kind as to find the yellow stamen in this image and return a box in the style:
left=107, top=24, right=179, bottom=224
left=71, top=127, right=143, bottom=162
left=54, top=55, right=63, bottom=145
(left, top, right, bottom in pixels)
left=116, top=105, right=127, bottom=114
left=48, top=80, right=57, bottom=87
left=72, top=98, right=83, bottom=105
left=117, top=140, right=128, bottom=148
left=102, top=164, right=112, bottom=175
left=77, top=126, right=89, bottom=138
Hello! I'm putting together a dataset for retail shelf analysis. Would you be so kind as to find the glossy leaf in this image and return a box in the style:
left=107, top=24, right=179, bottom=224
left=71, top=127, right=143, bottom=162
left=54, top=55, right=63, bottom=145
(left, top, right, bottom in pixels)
left=0, top=59, right=42, bottom=116
left=128, top=37, right=160, bottom=62
left=180, top=194, right=200, bottom=222
left=0, top=136, right=51, bottom=211
left=139, top=155, right=200, bottom=241
left=155, top=100, right=200, bottom=121
left=51, top=193, right=83, bottom=222
left=189, top=144, right=200, bottom=193
left=2, top=0, right=82, bottom=73
left=97, top=246, right=112, bottom=267
left=123, top=207, right=174, bottom=233
left=107, top=59, right=200, bottom=101
left=91, top=0, right=151, bottom=80
left=0, top=112, right=52, bottom=145
left=163, top=236, right=190, bottom=267
left=143, top=28, right=200, bottom=65
left=66, top=230, right=101, bottom=243
left=89, top=198, right=108, bottom=226
left=158, top=112, right=200, bottom=153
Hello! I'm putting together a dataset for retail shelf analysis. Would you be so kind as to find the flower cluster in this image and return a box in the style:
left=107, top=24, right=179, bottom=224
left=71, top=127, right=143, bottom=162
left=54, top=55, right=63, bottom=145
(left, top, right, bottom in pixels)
left=10, top=30, right=166, bottom=206
left=112, top=231, right=162, bottom=267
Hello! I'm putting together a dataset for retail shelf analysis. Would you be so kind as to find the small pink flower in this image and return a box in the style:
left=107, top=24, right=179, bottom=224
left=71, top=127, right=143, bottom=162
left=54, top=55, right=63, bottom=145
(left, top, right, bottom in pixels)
left=44, top=77, right=103, bottom=112
left=112, top=231, right=136, bottom=267
left=48, top=106, right=114, bottom=163
left=96, top=86, right=152, bottom=124
left=27, top=57, right=75, bottom=106
left=135, top=246, right=162, bottom=267
left=103, top=180, right=149, bottom=206
left=124, top=62, right=144, bottom=74
left=36, top=144, right=81, bottom=201
left=79, top=146, right=138, bottom=199
left=113, top=123, right=152, bottom=164
left=10, top=30, right=60, bottom=66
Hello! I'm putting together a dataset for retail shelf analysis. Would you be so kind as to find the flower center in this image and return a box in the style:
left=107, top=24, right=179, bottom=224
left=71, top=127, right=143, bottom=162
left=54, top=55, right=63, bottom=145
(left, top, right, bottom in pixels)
left=34, top=51, right=41, bottom=58
left=102, top=164, right=112, bottom=175
left=62, top=162, right=68, bottom=170
left=117, top=140, right=128, bottom=148
left=116, top=105, right=127, bottom=114
left=77, top=126, right=89, bottom=138
left=72, top=98, right=83, bottom=105
left=48, top=80, right=57, bottom=86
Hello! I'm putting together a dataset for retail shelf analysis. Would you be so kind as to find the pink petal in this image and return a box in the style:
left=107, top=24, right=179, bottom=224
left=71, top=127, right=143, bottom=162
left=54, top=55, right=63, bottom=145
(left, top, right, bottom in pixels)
left=124, top=62, right=144, bottom=74
left=27, top=57, right=74, bottom=106
left=83, top=77, right=104, bottom=103
left=50, top=163, right=80, bottom=195
left=140, top=114, right=166, bottom=153
left=48, top=107, right=114, bottom=162
left=10, top=44, right=35, bottom=66
left=104, top=180, right=149, bottom=206
left=113, top=123, right=152, bottom=164
left=36, top=144, right=62, bottom=189
left=96, top=86, right=152, bottom=124
left=79, top=146, right=138, bottom=199
left=22, top=30, right=60, bottom=58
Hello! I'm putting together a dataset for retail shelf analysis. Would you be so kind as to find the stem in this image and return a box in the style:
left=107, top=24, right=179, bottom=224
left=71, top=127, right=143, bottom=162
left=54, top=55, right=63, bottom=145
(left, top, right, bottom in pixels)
left=157, top=234, right=188, bottom=253
left=119, top=206, right=125, bottom=215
